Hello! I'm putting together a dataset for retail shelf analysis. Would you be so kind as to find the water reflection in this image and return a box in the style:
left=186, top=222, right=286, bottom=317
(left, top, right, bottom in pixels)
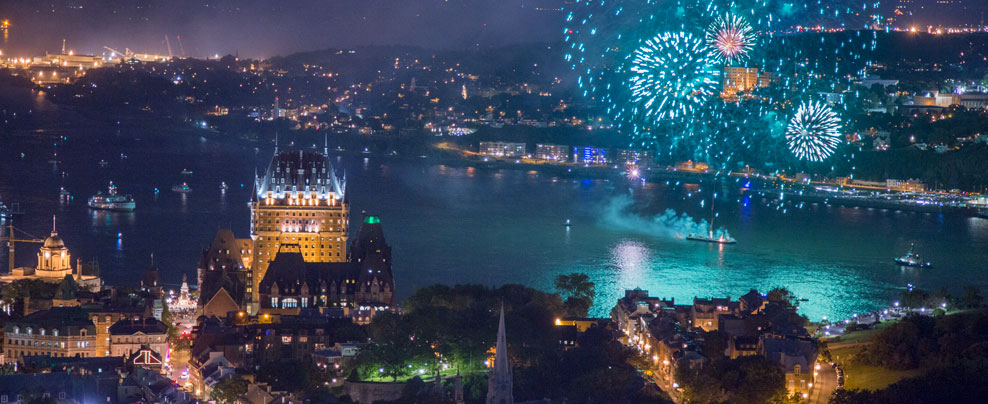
left=611, top=240, right=650, bottom=292
left=90, top=210, right=136, bottom=228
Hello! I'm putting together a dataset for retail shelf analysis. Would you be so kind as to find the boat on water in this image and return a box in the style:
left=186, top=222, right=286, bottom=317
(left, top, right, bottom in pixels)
left=220, top=181, right=229, bottom=191
left=59, top=187, right=71, bottom=199
left=564, top=218, right=571, bottom=227
left=894, top=243, right=931, bottom=268
left=99, top=160, right=109, bottom=168
left=181, top=169, right=194, bottom=175
left=172, top=183, right=192, bottom=193
left=686, top=233, right=737, bottom=244
left=88, top=182, right=136, bottom=211
left=687, top=191, right=737, bottom=245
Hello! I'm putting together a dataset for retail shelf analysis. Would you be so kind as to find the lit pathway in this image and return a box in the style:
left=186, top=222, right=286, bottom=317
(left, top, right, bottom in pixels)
left=807, top=364, right=838, bottom=404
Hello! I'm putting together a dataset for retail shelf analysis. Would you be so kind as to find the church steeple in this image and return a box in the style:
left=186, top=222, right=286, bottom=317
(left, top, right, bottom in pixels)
left=487, top=304, right=513, bottom=404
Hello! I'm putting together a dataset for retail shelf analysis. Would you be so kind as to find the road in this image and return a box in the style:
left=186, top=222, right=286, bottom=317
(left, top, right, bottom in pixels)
left=807, top=364, right=838, bottom=404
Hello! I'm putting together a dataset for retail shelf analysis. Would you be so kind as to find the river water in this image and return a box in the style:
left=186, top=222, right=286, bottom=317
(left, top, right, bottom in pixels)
left=1, top=96, right=987, bottom=320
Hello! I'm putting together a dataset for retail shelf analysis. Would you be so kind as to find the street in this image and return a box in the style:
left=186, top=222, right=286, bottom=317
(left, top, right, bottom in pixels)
left=807, top=363, right=838, bottom=404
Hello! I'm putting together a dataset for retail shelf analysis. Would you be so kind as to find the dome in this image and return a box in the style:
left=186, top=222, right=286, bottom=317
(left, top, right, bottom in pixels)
left=43, top=232, right=65, bottom=249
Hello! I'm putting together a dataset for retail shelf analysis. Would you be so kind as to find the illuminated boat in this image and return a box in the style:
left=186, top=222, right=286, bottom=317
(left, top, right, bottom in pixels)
left=894, top=243, right=931, bottom=268
left=88, top=182, right=136, bottom=211
left=181, top=169, right=194, bottom=175
left=171, top=183, right=192, bottom=193
left=687, top=191, right=736, bottom=245
left=686, top=233, right=737, bottom=244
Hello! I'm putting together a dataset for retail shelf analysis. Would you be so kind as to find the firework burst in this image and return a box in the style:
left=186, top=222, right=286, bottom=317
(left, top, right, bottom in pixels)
left=786, top=101, right=842, bottom=162
left=629, top=32, right=720, bottom=121
left=562, top=0, right=881, bottom=169
left=706, top=13, right=755, bottom=64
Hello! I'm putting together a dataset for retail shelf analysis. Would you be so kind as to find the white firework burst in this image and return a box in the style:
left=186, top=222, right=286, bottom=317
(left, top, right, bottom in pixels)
left=706, top=13, right=755, bottom=65
left=786, top=101, right=842, bottom=162
left=629, top=32, right=721, bottom=121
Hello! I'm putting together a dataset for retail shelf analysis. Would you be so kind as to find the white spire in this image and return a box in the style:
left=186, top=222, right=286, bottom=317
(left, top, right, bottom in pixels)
left=324, top=132, right=329, bottom=156
left=487, top=304, right=513, bottom=404
left=52, top=214, right=57, bottom=235
left=274, top=131, right=279, bottom=153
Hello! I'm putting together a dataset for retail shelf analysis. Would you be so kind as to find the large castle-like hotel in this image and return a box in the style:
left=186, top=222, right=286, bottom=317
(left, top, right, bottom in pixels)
left=196, top=138, right=396, bottom=322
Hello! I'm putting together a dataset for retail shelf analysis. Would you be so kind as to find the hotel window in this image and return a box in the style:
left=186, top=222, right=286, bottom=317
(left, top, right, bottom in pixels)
left=271, top=297, right=278, bottom=307
left=282, top=298, right=298, bottom=308
left=794, top=365, right=800, bottom=375
left=301, top=297, right=308, bottom=307
left=281, top=336, right=292, bottom=343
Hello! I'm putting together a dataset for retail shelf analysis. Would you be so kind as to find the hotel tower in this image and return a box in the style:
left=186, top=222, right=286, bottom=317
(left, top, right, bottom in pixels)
left=248, top=136, right=348, bottom=312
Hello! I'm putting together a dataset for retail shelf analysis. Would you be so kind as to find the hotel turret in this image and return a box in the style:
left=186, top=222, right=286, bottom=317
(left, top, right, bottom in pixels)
left=248, top=138, right=348, bottom=312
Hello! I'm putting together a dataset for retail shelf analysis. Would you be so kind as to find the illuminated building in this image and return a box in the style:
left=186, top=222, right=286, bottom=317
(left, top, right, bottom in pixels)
left=535, top=144, right=569, bottom=162
left=249, top=137, right=348, bottom=313
left=3, top=307, right=99, bottom=362
left=197, top=229, right=252, bottom=316
left=38, top=53, right=102, bottom=69
left=721, top=67, right=773, bottom=101
left=479, top=142, right=526, bottom=158
left=257, top=214, right=396, bottom=323
left=108, top=318, right=168, bottom=358
left=0, top=218, right=101, bottom=290
left=573, top=146, right=607, bottom=165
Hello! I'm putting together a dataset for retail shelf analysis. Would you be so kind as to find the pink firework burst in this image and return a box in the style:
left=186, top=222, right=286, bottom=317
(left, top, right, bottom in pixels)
left=706, top=13, right=755, bottom=64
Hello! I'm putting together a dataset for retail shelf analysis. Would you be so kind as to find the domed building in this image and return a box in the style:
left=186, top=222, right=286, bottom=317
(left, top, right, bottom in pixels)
left=36, top=228, right=73, bottom=278
left=1, top=217, right=102, bottom=290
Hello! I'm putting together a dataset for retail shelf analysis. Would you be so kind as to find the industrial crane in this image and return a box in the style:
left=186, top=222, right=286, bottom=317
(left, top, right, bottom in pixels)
left=103, top=46, right=136, bottom=61
left=1, top=220, right=43, bottom=273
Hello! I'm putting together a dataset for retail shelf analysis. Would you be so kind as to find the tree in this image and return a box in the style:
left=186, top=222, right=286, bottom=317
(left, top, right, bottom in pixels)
left=0, top=364, right=15, bottom=375
left=677, top=356, right=788, bottom=404
left=555, top=273, right=595, bottom=301
left=210, top=377, right=248, bottom=404
left=0, top=279, right=58, bottom=305
left=256, top=360, right=322, bottom=392
left=555, top=273, right=595, bottom=316
left=766, top=287, right=799, bottom=309
left=355, top=312, right=432, bottom=381
left=962, top=286, right=984, bottom=309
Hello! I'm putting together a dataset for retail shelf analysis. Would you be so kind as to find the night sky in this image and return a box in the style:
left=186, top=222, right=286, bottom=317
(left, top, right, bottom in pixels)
left=1, top=0, right=985, bottom=59
left=0, top=0, right=565, bottom=58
